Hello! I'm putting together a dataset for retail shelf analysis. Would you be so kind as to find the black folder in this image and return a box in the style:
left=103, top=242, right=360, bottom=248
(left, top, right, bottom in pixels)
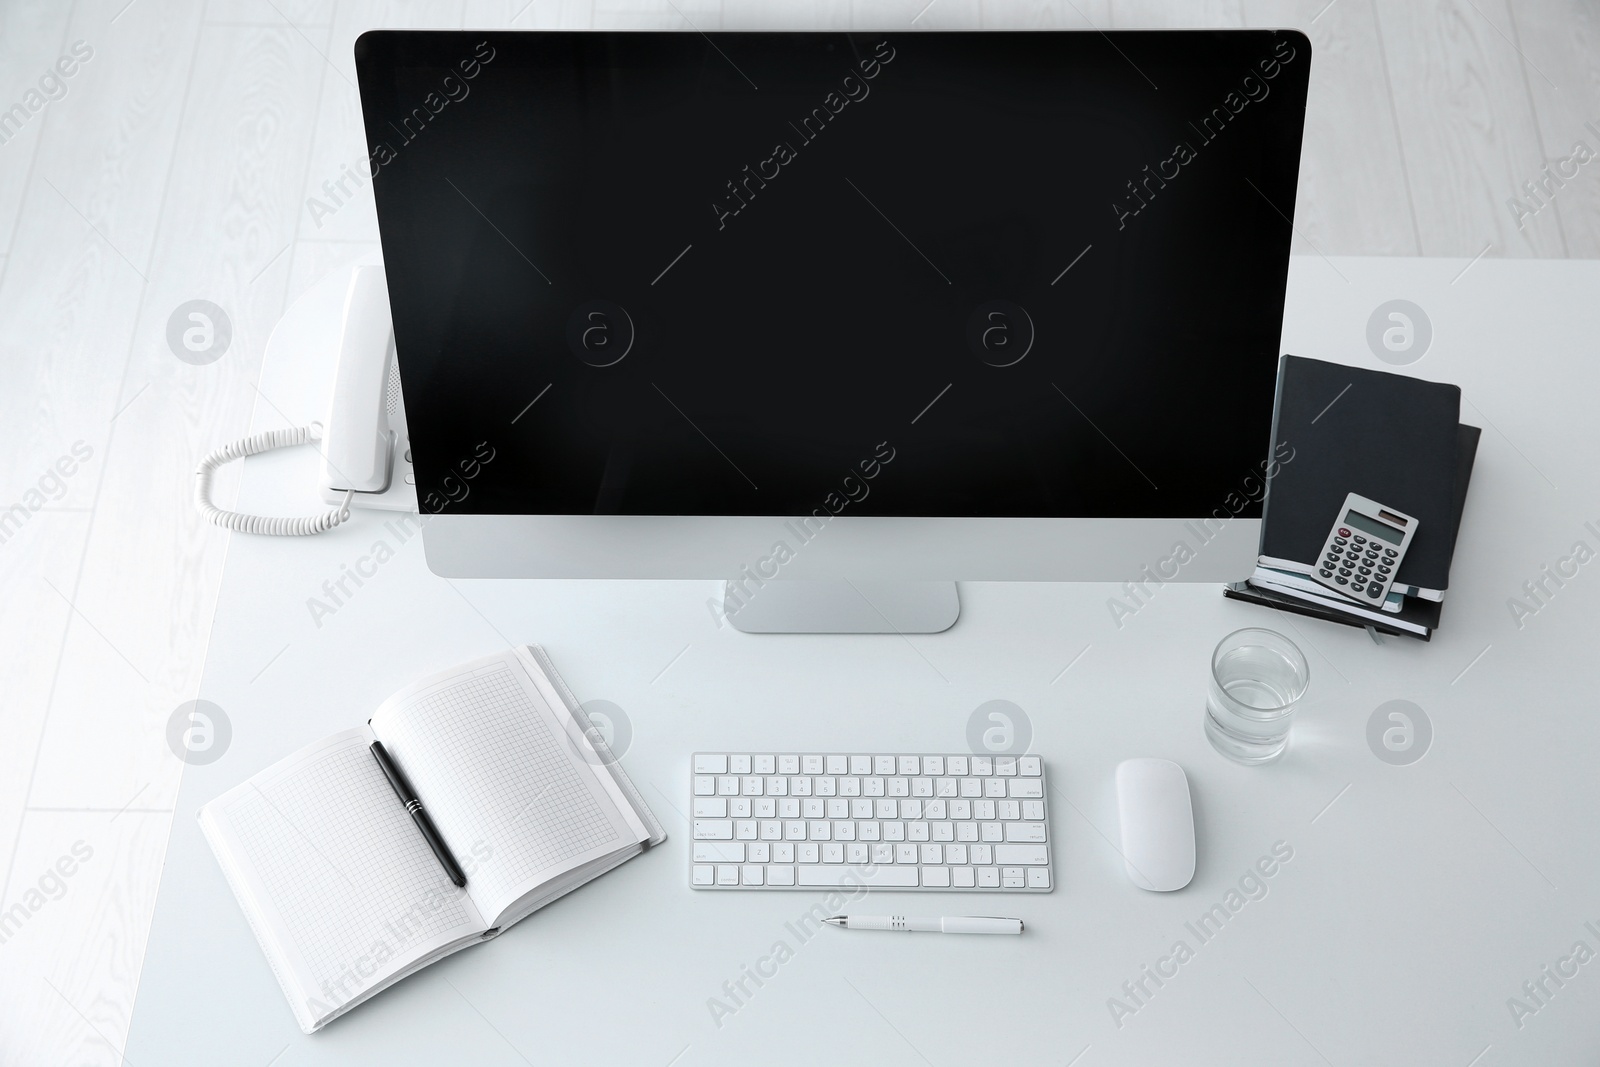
left=1258, top=355, right=1471, bottom=594
left=1226, top=356, right=1480, bottom=639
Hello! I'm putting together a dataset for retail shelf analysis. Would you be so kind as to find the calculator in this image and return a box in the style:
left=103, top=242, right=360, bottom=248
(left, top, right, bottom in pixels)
left=1312, top=492, right=1419, bottom=605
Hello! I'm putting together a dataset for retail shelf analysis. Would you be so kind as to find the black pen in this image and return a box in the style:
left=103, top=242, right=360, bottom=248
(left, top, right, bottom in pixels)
left=370, top=741, right=467, bottom=888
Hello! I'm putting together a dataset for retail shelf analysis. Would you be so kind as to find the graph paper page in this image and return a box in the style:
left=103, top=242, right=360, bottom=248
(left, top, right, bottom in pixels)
left=371, top=650, right=650, bottom=923
left=199, top=729, right=487, bottom=1031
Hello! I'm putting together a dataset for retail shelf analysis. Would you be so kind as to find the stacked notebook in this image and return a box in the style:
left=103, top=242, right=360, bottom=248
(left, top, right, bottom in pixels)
left=200, top=646, right=665, bottom=1032
left=1225, top=355, right=1479, bottom=640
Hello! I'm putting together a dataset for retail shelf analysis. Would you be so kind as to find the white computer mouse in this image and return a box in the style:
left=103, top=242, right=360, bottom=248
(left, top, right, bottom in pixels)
left=1115, top=758, right=1195, bottom=891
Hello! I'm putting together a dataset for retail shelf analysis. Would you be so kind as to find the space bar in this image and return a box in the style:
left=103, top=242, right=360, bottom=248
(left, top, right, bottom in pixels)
left=797, top=867, right=919, bottom=888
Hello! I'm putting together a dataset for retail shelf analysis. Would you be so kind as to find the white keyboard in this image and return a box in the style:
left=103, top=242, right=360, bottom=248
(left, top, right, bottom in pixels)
left=689, top=752, right=1053, bottom=892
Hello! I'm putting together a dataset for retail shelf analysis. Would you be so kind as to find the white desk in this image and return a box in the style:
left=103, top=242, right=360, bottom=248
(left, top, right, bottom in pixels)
left=127, top=256, right=1600, bottom=1065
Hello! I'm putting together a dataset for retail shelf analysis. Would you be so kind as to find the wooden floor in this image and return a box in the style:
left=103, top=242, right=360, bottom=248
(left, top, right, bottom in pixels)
left=0, top=0, right=1595, bottom=1062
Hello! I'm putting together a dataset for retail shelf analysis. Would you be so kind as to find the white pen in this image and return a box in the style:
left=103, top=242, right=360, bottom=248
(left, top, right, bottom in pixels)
left=823, top=914, right=1023, bottom=935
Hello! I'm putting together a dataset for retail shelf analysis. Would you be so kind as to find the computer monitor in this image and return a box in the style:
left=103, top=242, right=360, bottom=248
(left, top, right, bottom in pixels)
left=354, top=29, right=1310, bottom=632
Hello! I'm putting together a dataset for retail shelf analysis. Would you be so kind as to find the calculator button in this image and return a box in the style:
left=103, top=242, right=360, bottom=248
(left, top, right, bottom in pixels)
left=1384, top=548, right=1398, bottom=557
left=1358, top=566, right=1372, bottom=575
left=1338, top=528, right=1351, bottom=538
left=1353, top=535, right=1366, bottom=544
left=1378, top=565, right=1391, bottom=575
left=1334, top=537, right=1348, bottom=546
left=1366, top=586, right=1382, bottom=599
left=1336, top=577, right=1348, bottom=585
left=1319, top=569, right=1333, bottom=579
left=1338, top=567, right=1352, bottom=576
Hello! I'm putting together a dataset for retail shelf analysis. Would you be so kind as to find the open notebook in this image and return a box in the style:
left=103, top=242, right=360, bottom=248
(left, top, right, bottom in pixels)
left=199, top=646, right=664, bottom=1033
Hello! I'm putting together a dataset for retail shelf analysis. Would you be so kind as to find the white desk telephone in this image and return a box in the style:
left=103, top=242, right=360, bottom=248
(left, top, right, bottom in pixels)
left=194, top=265, right=416, bottom=535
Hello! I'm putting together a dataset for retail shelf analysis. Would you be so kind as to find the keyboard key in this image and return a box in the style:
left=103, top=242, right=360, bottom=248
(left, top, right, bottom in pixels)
left=972, top=845, right=993, bottom=865
left=960, top=779, right=982, bottom=798
left=808, top=821, right=831, bottom=840
left=997, top=801, right=1020, bottom=820
left=756, top=799, right=776, bottom=818
left=694, top=821, right=733, bottom=839
left=730, top=798, right=751, bottom=818
left=995, top=844, right=1049, bottom=865
left=802, top=799, right=824, bottom=818
left=785, top=821, right=806, bottom=840
left=694, top=776, right=715, bottom=796
left=718, top=777, right=739, bottom=795
left=977, top=867, right=1000, bottom=888
left=798, top=843, right=819, bottom=863
left=695, top=755, right=728, bottom=774
left=693, top=865, right=714, bottom=885
left=823, top=844, right=844, bottom=863
left=1002, top=867, right=1025, bottom=888
left=717, top=865, right=740, bottom=886
left=920, top=843, right=942, bottom=864
left=694, top=798, right=727, bottom=817
left=847, top=843, right=869, bottom=864
left=767, top=777, right=789, bottom=796
left=748, top=843, right=769, bottom=862
left=735, top=821, right=756, bottom=840
left=972, top=757, right=993, bottom=775
left=921, top=867, right=951, bottom=887
left=953, top=866, right=975, bottom=888
left=1006, top=823, right=1047, bottom=843
left=875, top=756, right=896, bottom=775
left=924, top=756, right=944, bottom=775
left=826, top=755, right=848, bottom=774
left=779, top=799, right=800, bottom=818
left=873, top=843, right=894, bottom=864
left=773, top=843, right=794, bottom=863
left=945, top=844, right=967, bottom=864
left=840, top=777, right=861, bottom=797
left=956, top=822, right=978, bottom=842
left=931, top=822, right=953, bottom=841
left=754, top=755, right=776, bottom=774
left=1027, top=867, right=1051, bottom=889
left=864, top=777, right=885, bottom=797
left=985, top=778, right=1007, bottom=798
left=791, top=777, right=813, bottom=796
left=851, top=755, right=872, bottom=775
left=730, top=755, right=751, bottom=774
left=741, top=865, right=764, bottom=885
left=779, top=756, right=800, bottom=774
left=767, top=865, right=796, bottom=886
left=912, top=778, right=933, bottom=797
left=799, top=866, right=917, bottom=888
left=694, top=843, right=746, bottom=862
left=975, top=801, right=996, bottom=820
left=833, top=821, right=855, bottom=840
left=899, top=756, right=921, bottom=775
left=901, top=800, right=923, bottom=820
left=742, top=777, right=764, bottom=795
left=816, top=777, right=836, bottom=796
left=828, top=799, right=849, bottom=819
left=981, top=823, right=1003, bottom=842
left=803, top=755, right=823, bottom=774
left=948, top=756, right=969, bottom=775
left=1022, top=801, right=1045, bottom=820
left=896, top=844, right=918, bottom=865
left=1008, top=779, right=1043, bottom=798
left=889, top=778, right=909, bottom=797
left=908, top=822, right=930, bottom=841
left=996, top=757, right=1017, bottom=776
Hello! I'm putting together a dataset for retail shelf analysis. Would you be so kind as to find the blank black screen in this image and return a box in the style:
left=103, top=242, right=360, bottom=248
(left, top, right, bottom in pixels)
left=355, top=30, right=1309, bottom=517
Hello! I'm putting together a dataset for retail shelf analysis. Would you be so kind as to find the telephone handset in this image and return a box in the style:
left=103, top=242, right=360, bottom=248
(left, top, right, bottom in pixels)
left=195, top=265, right=415, bottom=535
left=318, top=265, right=416, bottom=512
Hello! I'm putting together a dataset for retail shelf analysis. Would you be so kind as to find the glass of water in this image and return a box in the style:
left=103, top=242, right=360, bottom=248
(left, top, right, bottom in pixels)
left=1205, top=628, right=1309, bottom=764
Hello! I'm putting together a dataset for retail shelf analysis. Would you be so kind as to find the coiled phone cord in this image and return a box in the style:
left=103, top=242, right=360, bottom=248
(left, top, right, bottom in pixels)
left=194, top=423, right=353, bottom=536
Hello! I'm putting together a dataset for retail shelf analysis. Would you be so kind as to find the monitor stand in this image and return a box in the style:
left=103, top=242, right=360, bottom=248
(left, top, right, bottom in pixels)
left=724, top=580, right=959, bottom=634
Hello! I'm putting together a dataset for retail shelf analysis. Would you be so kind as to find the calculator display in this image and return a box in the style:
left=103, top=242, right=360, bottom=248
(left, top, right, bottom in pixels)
left=1344, top=509, right=1404, bottom=543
